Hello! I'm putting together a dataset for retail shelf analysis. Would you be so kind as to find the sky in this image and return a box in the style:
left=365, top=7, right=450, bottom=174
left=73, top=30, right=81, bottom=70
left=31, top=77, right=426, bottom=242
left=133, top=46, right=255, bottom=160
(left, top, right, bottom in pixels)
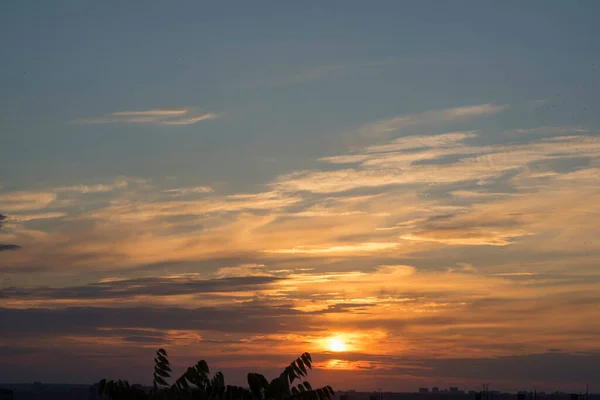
left=1, top=0, right=600, bottom=393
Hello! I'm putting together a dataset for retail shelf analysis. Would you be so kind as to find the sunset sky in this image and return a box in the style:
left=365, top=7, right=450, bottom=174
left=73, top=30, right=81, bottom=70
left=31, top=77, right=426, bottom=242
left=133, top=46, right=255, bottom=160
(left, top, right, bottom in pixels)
left=1, top=1, right=600, bottom=393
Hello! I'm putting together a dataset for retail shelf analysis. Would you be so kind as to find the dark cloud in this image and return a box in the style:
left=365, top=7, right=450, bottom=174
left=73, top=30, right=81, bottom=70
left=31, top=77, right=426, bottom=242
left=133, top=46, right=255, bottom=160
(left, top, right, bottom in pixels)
left=92, top=328, right=169, bottom=339
left=122, top=335, right=168, bottom=344
left=312, top=303, right=376, bottom=314
left=0, top=244, right=20, bottom=251
left=130, top=258, right=254, bottom=273
left=1, top=275, right=281, bottom=300
left=0, top=214, right=20, bottom=251
left=0, top=305, right=311, bottom=337
left=418, top=210, right=523, bottom=231
left=0, top=346, right=39, bottom=357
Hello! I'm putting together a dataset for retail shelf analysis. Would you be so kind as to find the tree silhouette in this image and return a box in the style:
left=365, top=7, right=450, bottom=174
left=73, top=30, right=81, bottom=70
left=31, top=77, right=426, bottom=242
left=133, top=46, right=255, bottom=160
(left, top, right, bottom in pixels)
left=96, top=348, right=334, bottom=400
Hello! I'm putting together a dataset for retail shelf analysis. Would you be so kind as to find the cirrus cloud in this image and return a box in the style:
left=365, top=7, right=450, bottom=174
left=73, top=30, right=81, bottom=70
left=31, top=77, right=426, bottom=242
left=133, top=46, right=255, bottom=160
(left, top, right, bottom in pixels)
left=72, top=108, right=218, bottom=126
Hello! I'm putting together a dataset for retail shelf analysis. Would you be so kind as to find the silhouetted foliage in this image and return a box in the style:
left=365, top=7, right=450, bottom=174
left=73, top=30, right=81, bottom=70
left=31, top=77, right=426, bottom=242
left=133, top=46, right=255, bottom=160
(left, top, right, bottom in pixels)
left=95, top=348, right=333, bottom=400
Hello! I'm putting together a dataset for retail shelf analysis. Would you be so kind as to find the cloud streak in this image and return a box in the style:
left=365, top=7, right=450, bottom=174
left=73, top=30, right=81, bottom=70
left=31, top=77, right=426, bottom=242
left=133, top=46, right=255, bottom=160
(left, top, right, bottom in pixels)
left=72, top=108, right=218, bottom=126
left=358, top=103, right=507, bottom=139
left=164, top=186, right=214, bottom=196
left=55, top=179, right=129, bottom=194
left=1, top=275, right=280, bottom=301
left=274, top=132, right=600, bottom=194
left=0, top=191, right=56, bottom=212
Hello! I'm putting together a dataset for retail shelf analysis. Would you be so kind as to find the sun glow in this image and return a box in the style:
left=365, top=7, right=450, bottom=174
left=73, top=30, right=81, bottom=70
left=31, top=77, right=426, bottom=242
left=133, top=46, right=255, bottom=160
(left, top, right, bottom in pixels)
left=328, top=338, right=348, bottom=352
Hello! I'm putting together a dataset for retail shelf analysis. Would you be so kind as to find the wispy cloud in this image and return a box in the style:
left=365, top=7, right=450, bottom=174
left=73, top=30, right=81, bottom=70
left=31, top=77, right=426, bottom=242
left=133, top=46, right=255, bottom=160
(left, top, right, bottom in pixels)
left=274, top=131, right=600, bottom=194
left=6, top=212, right=68, bottom=222
left=85, top=190, right=300, bottom=223
left=160, top=114, right=218, bottom=125
left=506, top=126, right=589, bottom=136
left=0, top=191, right=56, bottom=212
left=358, top=103, right=508, bottom=139
left=265, top=242, right=399, bottom=255
left=72, top=108, right=218, bottom=126
left=55, top=179, right=129, bottom=194
left=1, top=275, right=280, bottom=301
left=112, top=110, right=187, bottom=117
left=164, top=186, right=214, bottom=196
left=214, top=263, right=271, bottom=278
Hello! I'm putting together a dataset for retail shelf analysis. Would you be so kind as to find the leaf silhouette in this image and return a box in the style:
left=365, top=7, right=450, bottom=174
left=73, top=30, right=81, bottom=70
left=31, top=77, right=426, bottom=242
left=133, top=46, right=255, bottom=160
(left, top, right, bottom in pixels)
left=153, top=374, right=168, bottom=386
left=296, top=359, right=307, bottom=375
left=93, top=349, right=331, bottom=400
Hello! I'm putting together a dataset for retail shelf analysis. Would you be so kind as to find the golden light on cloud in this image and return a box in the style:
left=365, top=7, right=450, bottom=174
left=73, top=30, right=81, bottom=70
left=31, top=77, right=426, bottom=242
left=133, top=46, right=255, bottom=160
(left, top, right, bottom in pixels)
left=320, top=359, right=379, bottom=371
left=324, top=359, right=353, bottom=370
left=2, top=103, right=600, bottom=388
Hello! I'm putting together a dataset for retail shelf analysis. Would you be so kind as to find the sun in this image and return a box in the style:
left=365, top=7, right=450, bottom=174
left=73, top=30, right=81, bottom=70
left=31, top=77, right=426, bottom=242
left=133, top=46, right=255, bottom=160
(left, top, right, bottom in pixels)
left=328, top=338, right=348, bottom=352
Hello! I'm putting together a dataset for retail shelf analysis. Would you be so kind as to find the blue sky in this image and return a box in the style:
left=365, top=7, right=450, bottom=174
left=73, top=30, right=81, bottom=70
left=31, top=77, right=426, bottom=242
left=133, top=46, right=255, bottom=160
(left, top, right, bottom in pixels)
left=1, top=0, right=600, bottom=392
left=2, top=1, right=599, bottom=189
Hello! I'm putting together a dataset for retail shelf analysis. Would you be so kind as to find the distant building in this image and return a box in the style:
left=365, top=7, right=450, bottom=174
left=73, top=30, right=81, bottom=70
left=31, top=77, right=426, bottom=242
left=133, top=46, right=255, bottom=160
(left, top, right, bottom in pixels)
left=432, top=387, right=440, bottom=393
left=420, top=388, right=430, bottom=394
left=450, top=387, right=460, bottom=393
left=340, top=395, right=349, bottom=400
